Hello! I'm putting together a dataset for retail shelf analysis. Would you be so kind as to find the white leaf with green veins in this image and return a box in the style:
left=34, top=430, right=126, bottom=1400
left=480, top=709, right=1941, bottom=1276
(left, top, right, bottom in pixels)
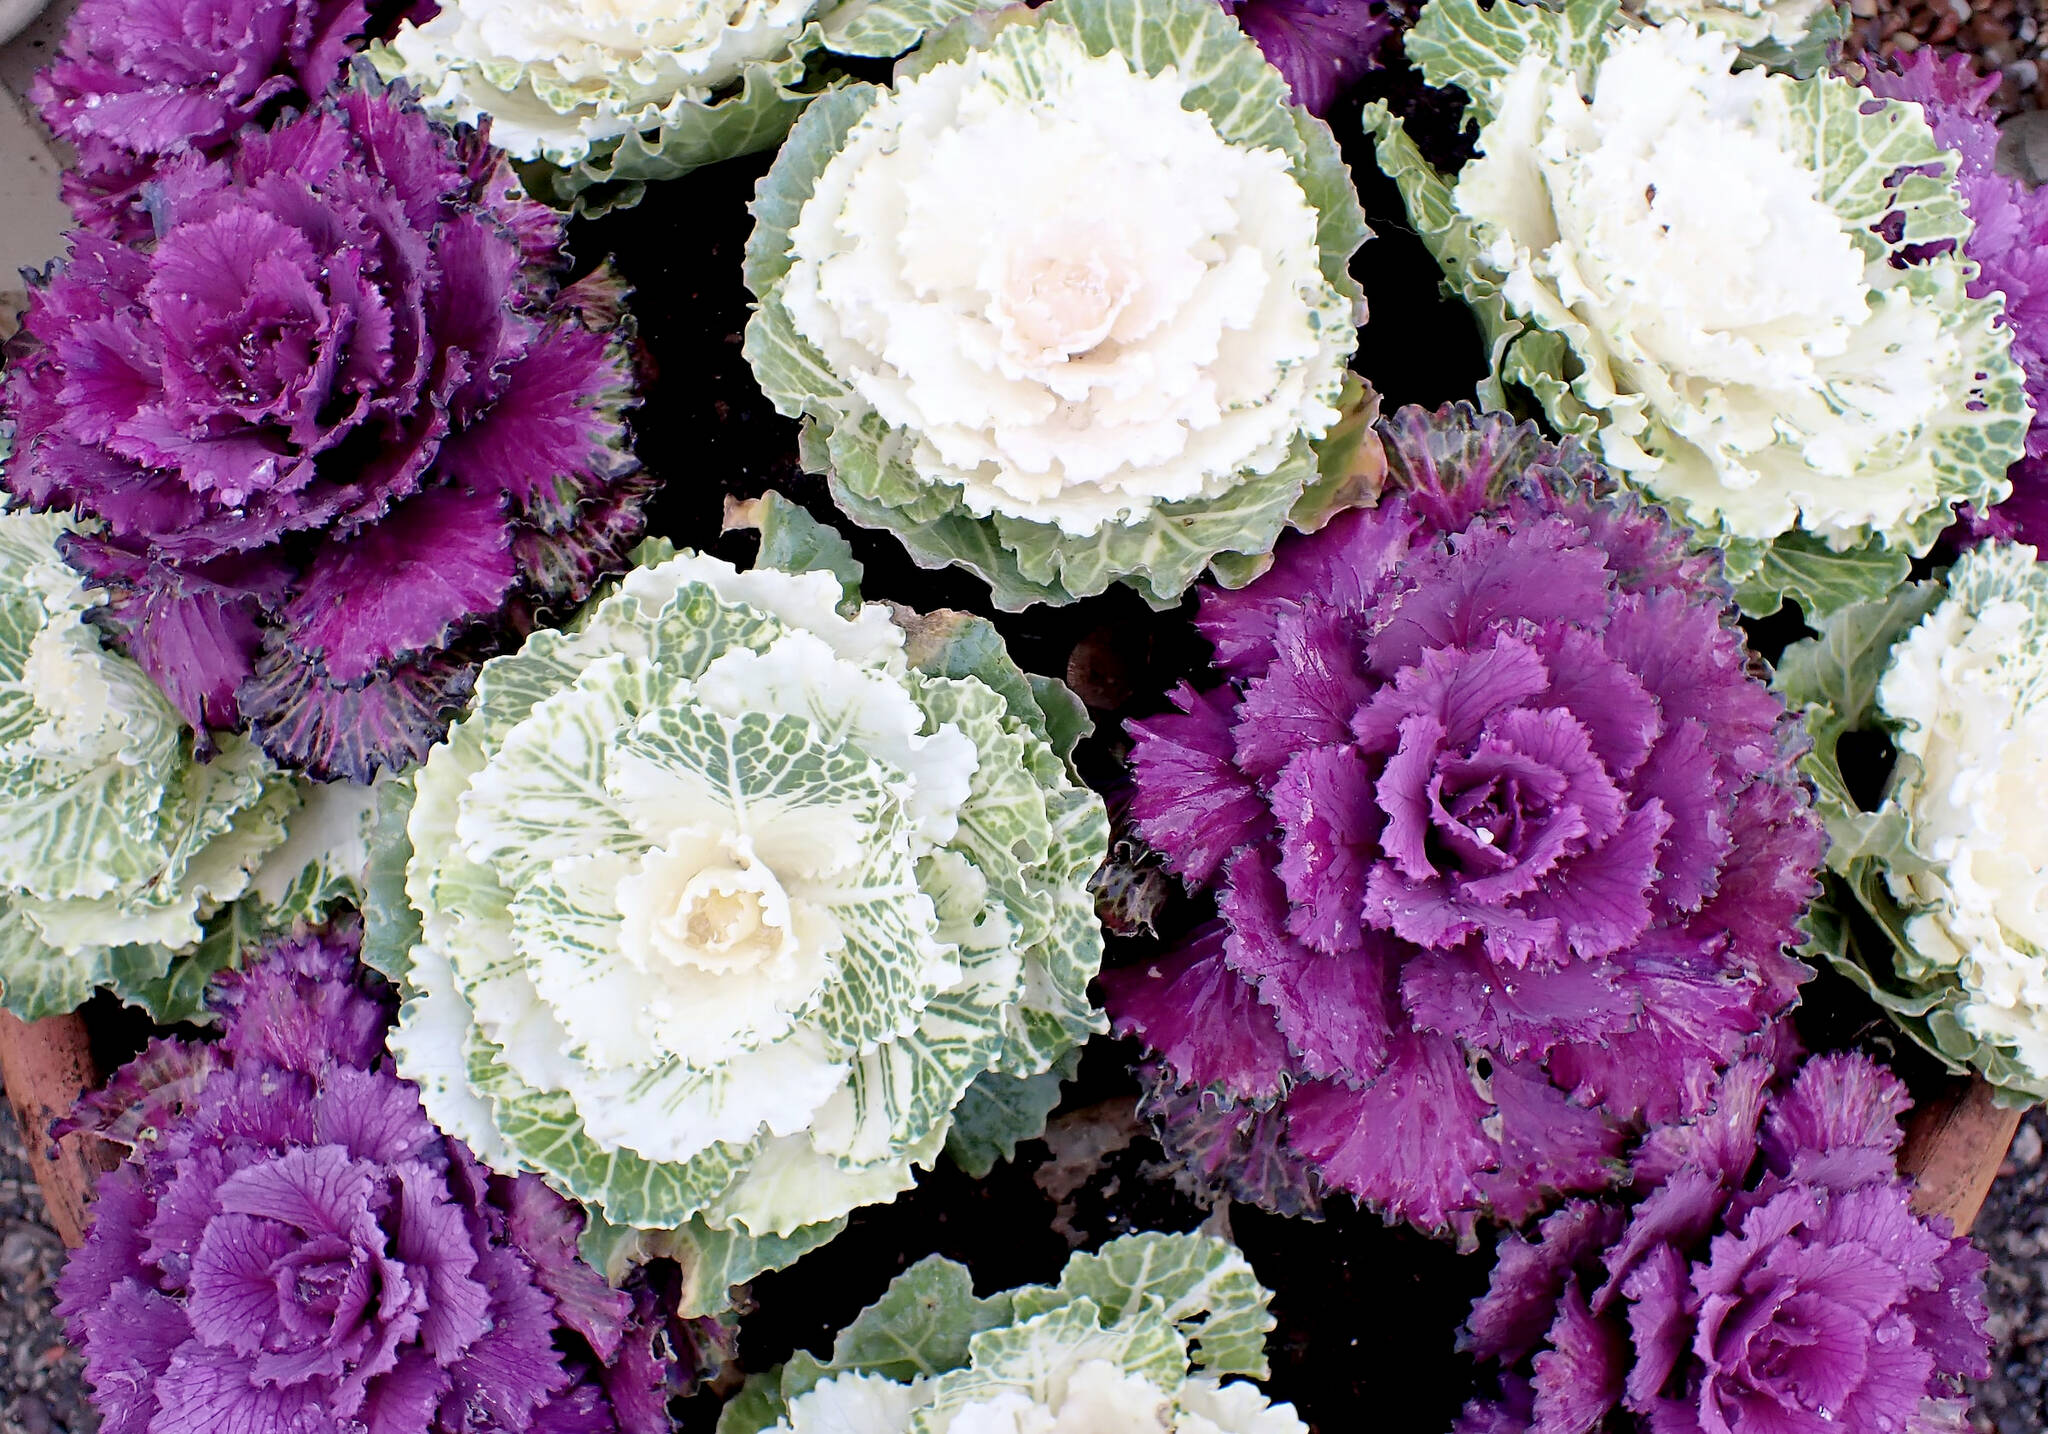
left=390, top=541, right=1105, bottom=1263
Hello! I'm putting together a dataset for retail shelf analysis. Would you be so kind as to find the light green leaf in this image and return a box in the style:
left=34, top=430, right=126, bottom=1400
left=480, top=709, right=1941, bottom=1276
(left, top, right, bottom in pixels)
left=1734, top=532, right=1917, bottom=622
left=359, top=775, right=422, bottom=986
left=818, top=0, right=984, bottom=57
left=730, top=490, right=866, bottom=610
left=1406, top=0, right=1620, bottom=125
left=944, top=1052, right=1077, bottom=1177
left=1010, top=1231, right=1277, bottom=1379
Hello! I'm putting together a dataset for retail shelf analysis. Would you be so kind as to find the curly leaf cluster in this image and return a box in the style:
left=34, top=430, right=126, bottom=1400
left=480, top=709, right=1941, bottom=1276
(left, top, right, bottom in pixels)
left=1457, top=1053, right=1990, bottom=1434
left=57, top=922, right=699, bottom=1434
left=372, top=0, right=973, bottom=211
left=0, top=508, right=369, bottom=1023
left=744, top=0, right=1368, bottom=610
left=720, top=1232, right=1295, bottom=1434
left=33, top=0, right=371, bottom=238
left=2, top=85, right=646, bottom=782
left=1373, top=0, right=2028, bottom=620
left=385, top=510, right=1106, bottom=1260
left=1103, top=404, right=1824, bottom=1240
left=1782, top=541, right=2048, bottom=1101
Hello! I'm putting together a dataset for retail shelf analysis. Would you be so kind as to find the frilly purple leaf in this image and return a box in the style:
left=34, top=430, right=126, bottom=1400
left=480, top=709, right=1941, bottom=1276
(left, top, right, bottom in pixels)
left=57, top=922, right=708, bottom=1433
left=4, top=87, right=644, bottom=780
left=1458, top=1054, right=1992, bottom=1434
left=1107, top=403, right=1823, bottom=1238
left=1216, top=0, right=1404, bottom=115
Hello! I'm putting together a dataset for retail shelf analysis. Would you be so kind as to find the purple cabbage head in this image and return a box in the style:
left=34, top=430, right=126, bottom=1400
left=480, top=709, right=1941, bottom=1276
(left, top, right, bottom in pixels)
left=33, top=0, right=373, bottom=239
left=1456, top=1053, right=1991, bottom=1434
left=1217, top=0, right=1403, bottom=115
left=3, top=85, right=645, bottom=780
left=1864, top=52, right=2048, bottom=549
left=1101, top=404, right=1824, bottom=1239
left=55, top=922, right=708, bottom=1434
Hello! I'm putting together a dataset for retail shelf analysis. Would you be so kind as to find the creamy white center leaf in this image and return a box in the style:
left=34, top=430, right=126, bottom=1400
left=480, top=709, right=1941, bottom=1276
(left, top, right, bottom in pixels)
left=782, top=22, right=1351, bottom=537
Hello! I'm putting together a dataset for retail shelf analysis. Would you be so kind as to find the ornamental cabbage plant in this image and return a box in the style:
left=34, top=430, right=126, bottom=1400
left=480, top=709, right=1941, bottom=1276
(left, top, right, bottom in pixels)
left=1102, top=404, right=1824, bottom=1239
left=719, top=1232, right=1299, bottom=1434
left=373, top=0, right=970, bottom=211
left=2, top=85, right=645, bottom=782
left=1782, top=541, right=2048, bottom=1102
left=58, top=923, right=703, bottom=1434
left=1366, top=0, right=2029, bottom=619
left=744, top=0, right=1368, bottom=610
left=1865, top=53, right=2048, bottom=549
left=385, top=499, right=1106, bottom=1275
left=1456, top=1053, right=1990, bottom=1434
left=33, top=0, right=372, bottom=238
left=0, top=508, right=369, bottom=1023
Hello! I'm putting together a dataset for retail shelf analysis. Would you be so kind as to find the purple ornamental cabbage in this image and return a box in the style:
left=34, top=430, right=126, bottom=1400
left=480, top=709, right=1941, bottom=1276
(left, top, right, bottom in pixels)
left=1217, top=0, right=1402, bottom=115
left=3, top=85, right=645, bottom=780
left=1864, top=52, right=2048, bottom=549
left=55, top=922, right=706, bottom=1434
left=34, top=0, right=374, bottom=240
left=1100, top=404, right=1825, bottom=1239
left=1456, top=1052, right=1991, bottom=1434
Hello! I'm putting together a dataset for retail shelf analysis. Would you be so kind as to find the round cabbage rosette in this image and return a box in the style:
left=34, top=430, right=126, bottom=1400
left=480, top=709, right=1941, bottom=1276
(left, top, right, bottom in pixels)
left=389, top=531, right=1107, bottom=1249
left=1102, top=405, right=1825, bottom=1238
left=1457, top=1054, right=1990, bottom=1434
left=0, top=508, right=370, bottom=1022
left=33, top=0, right=371, bottom=239
left=2, top=85, right=646, bottom=782
left=1782, top=541, right=2048, bottom=1102
left=1370, top=0, right=2028, bottom=619
left=723, top=1232, right=1300, bottom=1434
left=58, top=923, right=702, bottom=1434
left=374, top=0, right=966, bottom=210
left=744, top=0, right=1368, bottom=611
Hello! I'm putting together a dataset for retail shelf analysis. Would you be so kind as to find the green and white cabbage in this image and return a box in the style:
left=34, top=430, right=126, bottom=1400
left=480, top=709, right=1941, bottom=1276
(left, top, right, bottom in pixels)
left=1367, top=0, right=2029, bottom=619
left=720, top=1232, right=1298, bottom=1434
left=1781, top=542, right=2048, bottom=1102
left=373, top=0, right=973, bottom=210
left=744, top=0, right=1369, bottom=610
left=0, top=509, right=373, bottom=1021
left=386, top=503, right=1107, bottom=1264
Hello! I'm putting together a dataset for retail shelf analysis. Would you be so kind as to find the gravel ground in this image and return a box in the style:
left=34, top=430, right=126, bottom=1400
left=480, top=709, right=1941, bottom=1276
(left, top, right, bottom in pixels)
left=0, top=1099, right=89, bottom=1434
left=1969, top=1110, right=2048, bottom=1434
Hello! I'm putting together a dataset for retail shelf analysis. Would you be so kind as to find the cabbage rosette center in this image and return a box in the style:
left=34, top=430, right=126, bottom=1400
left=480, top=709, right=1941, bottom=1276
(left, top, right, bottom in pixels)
left=393, top=539, right=1106, bottom=1239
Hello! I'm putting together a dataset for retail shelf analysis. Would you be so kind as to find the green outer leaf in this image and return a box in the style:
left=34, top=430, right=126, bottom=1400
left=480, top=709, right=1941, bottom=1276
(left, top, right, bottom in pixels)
left=1732, top=532, right=1916, bottom=622
left=737, top=490, right=866, bottom=609
left=359, top=774, right=422, bottom=986
left=1406, top=0, right=1619, bottom=125
left=717, top=1255, right=1015, bottom=1434
left=818, top=0, right=986, bottom=57
left=1731, top=0, right=1846, bottom=77
left=916, top=1298, right=1188, bottom=1429
left=746, top=0, right=1368, bottom=608
left=1359, top=103, right=1522, bottom=409
left=943, top=1049, right=1077, bottom=1178
left=1007, top=1231, right=1277, bottom=1379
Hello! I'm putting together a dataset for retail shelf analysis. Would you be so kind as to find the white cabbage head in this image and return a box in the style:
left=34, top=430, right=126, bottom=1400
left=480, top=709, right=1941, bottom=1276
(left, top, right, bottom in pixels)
left=1878, top=542, right=2048, bottom=1084
left=381, top=0, right=819, bottom=165
left=1428, top=8, right=2025, bottom=593
left=391, top=543, right=1106, bottom=1237
left=1628, top=0, right=1830, bottom=49
left=0, top=510, right=360, bottom=1019
left=781, top=22, right=1350, bottom=540
left=742, top=1234, right=1298, bottom=1434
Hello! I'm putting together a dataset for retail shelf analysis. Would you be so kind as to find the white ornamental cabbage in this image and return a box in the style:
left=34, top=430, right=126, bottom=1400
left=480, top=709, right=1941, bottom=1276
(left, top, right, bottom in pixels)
left=0, top=509, right=373, bottom=1021
left=389, top=526, right=1107, bottom=1250
left=745, top=0, right=1368, bottom=609
left=375, top=0, right=970, bottom=208
left=1878, top=543, right=2048, bottom=1091
left=1370, top=0, right=2028, bottom=618
left=721, top=1234, right=1300, bottom=1434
